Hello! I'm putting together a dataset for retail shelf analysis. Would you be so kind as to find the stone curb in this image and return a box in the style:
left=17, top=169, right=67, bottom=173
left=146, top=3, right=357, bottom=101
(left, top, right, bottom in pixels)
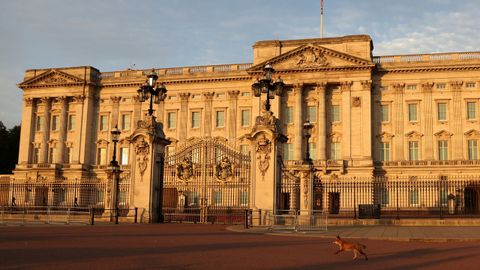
left=226, top=225, right=480, bottom=243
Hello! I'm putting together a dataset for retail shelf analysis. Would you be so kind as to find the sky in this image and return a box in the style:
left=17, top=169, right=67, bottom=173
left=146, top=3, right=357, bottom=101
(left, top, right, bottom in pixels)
left=0, top=0, right=479, bottom=128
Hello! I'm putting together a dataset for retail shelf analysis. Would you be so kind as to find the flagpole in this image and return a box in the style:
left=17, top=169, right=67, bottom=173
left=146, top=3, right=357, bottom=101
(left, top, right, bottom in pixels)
left=320, top=0, right=324, bottom=38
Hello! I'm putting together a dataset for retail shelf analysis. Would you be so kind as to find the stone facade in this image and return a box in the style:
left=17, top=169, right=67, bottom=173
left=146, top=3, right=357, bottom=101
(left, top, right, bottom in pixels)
left=12, top=34, right=480, bottom=213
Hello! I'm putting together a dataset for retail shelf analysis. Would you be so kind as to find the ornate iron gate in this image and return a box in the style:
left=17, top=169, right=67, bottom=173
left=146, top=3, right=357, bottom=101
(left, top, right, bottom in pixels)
left=163, top=137, right=250, bottom=224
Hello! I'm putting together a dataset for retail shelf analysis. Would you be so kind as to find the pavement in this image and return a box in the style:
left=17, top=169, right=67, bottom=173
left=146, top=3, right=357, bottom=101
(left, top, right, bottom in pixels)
left=228, top=224, right=480, bottom=242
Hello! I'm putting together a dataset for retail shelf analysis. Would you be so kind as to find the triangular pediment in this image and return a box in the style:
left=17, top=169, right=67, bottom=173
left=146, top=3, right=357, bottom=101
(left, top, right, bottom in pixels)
left=434, top=130, right=453, bottom=139
left=248, top=44, right=373, bottom=73
left=18, top=69, right=85, bottom=88
left=465, top=129, right=480, bottom=138
left=405, top=131, right=423, bottom=139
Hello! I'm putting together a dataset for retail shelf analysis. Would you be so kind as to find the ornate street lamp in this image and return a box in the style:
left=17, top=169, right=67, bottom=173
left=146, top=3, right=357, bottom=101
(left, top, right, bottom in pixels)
left=110, top=125, right=121, bottom=167
left=110, top=125, right=122, bottom=224
left=137, top=69, right=168, bottom=116
left=251, top=64, right=285, bottom=112
left=303, top=119, right=314, bottom=163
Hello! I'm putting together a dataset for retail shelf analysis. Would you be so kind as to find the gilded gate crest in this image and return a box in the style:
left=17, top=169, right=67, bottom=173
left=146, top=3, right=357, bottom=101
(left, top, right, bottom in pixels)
left=214, top=156, right=235, bottom=182
left=175, top=157, right=194, bottom=182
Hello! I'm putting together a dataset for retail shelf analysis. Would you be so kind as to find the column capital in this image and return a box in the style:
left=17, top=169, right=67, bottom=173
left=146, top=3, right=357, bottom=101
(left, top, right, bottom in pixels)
left=132, top=95, right=141, bottom=103
left=360, top=80, right=372, bottom=91
left=202, top=91, right=215, bottom=101
left=421, top=82, right=435, bottom=92
left=24, top=97, right=34, bottom=107
left=110, top=96, right=122, bottom=104
left=449, top=81, right=463, bottom=90
left=179, top=92, right=191, bottom=101
left=340, top=81, right=353, bottom=92
left=53, top=96, right=68, bottom=105
left=72, top=95, right=85, bottom=103
left=227, top=90, right=240, bottom=99
left=315, top=82, right=327, bottom=92
left=292, top=83, right=304, bottom=95
left=38, top=97, right=51, bottom=105
left=391, top=83, right=405, bottom=92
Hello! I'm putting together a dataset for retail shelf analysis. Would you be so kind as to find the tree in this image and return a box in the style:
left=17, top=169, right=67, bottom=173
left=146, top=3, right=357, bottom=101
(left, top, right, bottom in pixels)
left=0, top=121, right=20, bottom=174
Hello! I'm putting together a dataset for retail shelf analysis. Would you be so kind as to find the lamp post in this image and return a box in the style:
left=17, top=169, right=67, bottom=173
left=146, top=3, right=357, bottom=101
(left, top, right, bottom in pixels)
left=137, top=69, right=168, bottom=116
left=251, top=64, right=285, bottom=112
left=303, top=119, right=314, bottom=163
left=110, top=125, right=121, bottom=224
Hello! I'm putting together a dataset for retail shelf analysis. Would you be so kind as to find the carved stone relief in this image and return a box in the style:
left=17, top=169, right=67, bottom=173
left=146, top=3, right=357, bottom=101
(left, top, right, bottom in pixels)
left=256, top=134, right=272, bottom=177
left=135, top=137, right=150, bottom=177
left=295, top=49, right=329, bottom=68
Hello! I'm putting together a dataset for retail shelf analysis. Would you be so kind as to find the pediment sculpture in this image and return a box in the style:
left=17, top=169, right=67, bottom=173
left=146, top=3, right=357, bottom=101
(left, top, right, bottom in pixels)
left=295, top=49, right=329, bottom=68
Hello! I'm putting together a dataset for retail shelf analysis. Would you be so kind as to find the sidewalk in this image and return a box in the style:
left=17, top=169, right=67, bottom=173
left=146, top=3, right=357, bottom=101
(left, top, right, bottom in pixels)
left=228, top=225, right=480, bottom=242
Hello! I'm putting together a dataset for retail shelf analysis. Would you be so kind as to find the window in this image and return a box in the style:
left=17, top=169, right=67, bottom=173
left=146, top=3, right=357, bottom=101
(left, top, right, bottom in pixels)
left=241, top=92, right=250, bottom=97
left=284, top=107, right=293, bottom=124
left=436, top=83, right=446, bottom=89
left=191, top=111, right=201, bottom=128
left=380, top=105, right=389, bottom=122
left=167, top=112, right=176, bottom=129
left=331, top=105, right=340, bottom=122
left=283, top=143, right=293, bottom=160
left=239, top=191, right=248, bottom=206
left=240, top=145, right=249, bottom=156
left=241, top=109, right=250, bottom=127
left=97, top=148, right=107, bottom=165
left=406, top=84, right=417, bottom=90
left=215, top=111, right=225, bottom=128
left=379, top=142, right=390, bottom=162
left=307, top=106, right=317, bottom=123
left=36, top=116, right=44, bottom=131
left=213, top=191, right=222, bottom=205
left=408, top=141, right=419, bottom=161
left=308, top=142, right=316, bottom=160
left=437, top=103, right=447, bottom=121
left=99, top=115, right=108, bottom=131
left=380, top=188, right=389, bottom=206
left=409, top=189, right=419, bottom=206
left=468, top=140, right=478, bottom=160
left=121, top=114, right=131, bottom=130
left=408, top=104, right=418, bottom=122
left=65, top=147, right=72, bottom=163
left=466, top=82, right=476, bottom=88
left=49, top=148, right=57, bottom=164
left=120, top=147, right=129, bottom=165
left=467, top=102, right=477, bottom=120
left=32, top=148, right=40, bottom=163
left=331, top=142, right=341, bottom=160
left=51, top=115, right=59, bottom=131
left=438, top=140, right=448, bottom=160
left=67, top=115, right=76, bottom=131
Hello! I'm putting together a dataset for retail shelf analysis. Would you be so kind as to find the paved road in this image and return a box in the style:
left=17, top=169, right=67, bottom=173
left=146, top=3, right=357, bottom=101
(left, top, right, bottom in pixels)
left=1, top=224, right=480, bottom=270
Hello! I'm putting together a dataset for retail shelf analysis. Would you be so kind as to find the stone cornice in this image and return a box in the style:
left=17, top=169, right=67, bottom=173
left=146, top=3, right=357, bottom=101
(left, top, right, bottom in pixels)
left=101, top=76, right=252, bottom=88
left=376, top=65, right=480, bottom=74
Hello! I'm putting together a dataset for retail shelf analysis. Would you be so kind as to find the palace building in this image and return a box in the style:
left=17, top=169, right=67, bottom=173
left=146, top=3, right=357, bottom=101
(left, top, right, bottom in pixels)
left=6, top=34, right=480, bottom=222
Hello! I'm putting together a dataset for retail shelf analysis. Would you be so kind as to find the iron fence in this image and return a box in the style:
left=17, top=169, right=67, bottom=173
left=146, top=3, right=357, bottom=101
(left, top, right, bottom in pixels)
left=312, top=176, right=480, bottom=219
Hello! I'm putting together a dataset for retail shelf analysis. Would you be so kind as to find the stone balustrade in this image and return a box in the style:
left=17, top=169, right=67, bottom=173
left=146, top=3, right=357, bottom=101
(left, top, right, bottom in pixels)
left=373, top=51, right=480, bottom=64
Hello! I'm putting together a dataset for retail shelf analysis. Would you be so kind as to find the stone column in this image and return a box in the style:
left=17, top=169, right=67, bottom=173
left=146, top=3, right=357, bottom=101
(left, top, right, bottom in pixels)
left=132, top=96, right=142, bottom=128
left=203, top=92, right=215, bottom=136
left=293, top=83, right=304, bottom=161
left=56, top=96, right=68, bottom=164
left=341, top=82, right=353, bottom=160
left=18, top=98, right=35, bottom=164
left=72, top=95, right=85, bottom=164
left=228, top=91, right=240, bottom=143
left=451, top=81, right=464, bottom=159
left=316, top=83, right=327, bottom=160
left=79, top=92, right=96, bottom=165
left=422, top=82, right=434, bottom=160
left=39, top=97, right=51, bottom=164
left=392, top=83, right=405, bottom=160
left=156, top=97, right=165, bottom=124
left=360, top=80, right=373, bottom=161
left=299, top=170, right=312, bottom=214
left=179, top=93, right=190, bottom=142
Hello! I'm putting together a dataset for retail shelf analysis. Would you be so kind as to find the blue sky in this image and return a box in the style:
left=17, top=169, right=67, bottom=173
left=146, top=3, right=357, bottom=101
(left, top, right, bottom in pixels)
left=0, top=0, right=479, bottom=128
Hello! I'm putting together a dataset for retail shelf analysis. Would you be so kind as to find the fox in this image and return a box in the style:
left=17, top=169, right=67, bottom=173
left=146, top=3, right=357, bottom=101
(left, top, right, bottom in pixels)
left=333, top=235, right=368, bottom=260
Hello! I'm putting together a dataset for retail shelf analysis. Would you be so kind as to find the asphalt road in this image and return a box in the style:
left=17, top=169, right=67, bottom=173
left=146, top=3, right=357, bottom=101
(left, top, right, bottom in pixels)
left=1, top=223, right=479, bottom=270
